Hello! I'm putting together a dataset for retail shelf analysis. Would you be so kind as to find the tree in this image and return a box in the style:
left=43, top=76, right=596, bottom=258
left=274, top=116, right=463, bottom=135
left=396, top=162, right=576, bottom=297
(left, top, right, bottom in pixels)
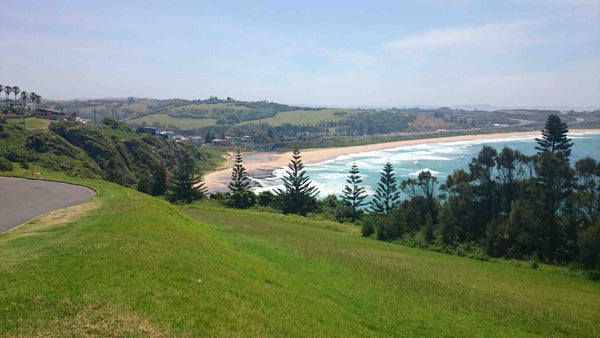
left=228, top=148, right=250, bottom=193
left=29, top=92, right=38, bottom=110
left=20, top=91, right=28, bottom=108
left=535, top=114, right=573, bottom=159
left=12, top=86, right=20, bottom=104
left=168, top=154, right=206, bottom=203
left=4, top=86, right=12, bottom=102
left=20, top=92, right=28, bottom=129
left=341, top=162, right=367, bottom=222
left=370, top=161, right=400, bottom=215
left=151, top=165, right=167, bottom=196
left=276, top=149, right=319, bottom=215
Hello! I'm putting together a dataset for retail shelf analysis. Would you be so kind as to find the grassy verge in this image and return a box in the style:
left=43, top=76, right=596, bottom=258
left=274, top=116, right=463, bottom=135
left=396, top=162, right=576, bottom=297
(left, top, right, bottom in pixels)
left=6, top=117, right=51, bottom=130
left=1, top=174, right=599, bottom=336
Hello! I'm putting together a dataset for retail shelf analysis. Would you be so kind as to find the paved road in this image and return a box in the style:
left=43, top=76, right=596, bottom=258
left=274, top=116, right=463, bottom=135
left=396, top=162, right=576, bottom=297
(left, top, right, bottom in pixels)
left=0, top=177, right=96, bottom=233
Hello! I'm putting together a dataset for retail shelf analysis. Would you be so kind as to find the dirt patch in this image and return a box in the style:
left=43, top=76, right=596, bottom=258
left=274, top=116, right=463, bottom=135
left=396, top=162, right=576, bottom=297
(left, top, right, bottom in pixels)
left=50, top=305, right=167, bottom=337
left=11, top=200, right=99, bottom=236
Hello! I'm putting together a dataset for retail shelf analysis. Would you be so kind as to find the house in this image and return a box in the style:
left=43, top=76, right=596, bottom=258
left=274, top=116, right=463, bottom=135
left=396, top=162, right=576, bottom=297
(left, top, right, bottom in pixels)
left=211, top=138, right=231, bottom=146
left=34, top=108, right=66, bottom=120
left=174, top=135, right=187, bottom=141
left=159, top=131, right=174, bottom=139
left=190, top=136, right=204, bottom=146
left=144, top=127, right=158, bottom=135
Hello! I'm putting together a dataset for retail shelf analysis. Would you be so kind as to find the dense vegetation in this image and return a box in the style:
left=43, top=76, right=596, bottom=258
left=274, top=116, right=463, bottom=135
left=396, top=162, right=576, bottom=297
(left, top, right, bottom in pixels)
left=363, top=116, right=600, bottom=270
left=1, top=175, right=599, bottom=336
left=0, top=116, right=224, bottom=189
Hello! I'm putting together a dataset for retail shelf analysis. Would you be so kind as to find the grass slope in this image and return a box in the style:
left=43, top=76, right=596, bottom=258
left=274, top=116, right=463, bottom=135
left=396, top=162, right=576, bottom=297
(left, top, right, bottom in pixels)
left=127, top=114, right=218, bottom=129
left=7, top=117, right=51, bottom=130
left=243, top=108, right=357, bottom=126
left=1, top=179, right=599, bottom=336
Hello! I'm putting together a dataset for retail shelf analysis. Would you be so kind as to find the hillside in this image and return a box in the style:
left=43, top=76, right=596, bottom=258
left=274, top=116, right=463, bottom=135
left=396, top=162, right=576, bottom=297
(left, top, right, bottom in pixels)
left=1, top=176, right=599, bottom=336
left=0, top=116, right=225, bottom=187
left=36, top=97, right=600, bottom=151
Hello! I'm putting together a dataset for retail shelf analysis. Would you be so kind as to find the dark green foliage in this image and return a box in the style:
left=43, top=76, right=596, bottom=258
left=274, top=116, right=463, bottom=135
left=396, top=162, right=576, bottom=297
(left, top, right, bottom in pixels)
left=257, top=191, right=275, bottom=207
left=574, top=157, right=600, bottom=226
left=341, top=162, right=367, bottom=222
left=370, top=162, right=400, bottom=215
left=227, top=190, right=257, bottom=209
left=168, top=154, right=206, bottom=203
left=0, top=156, right=13, bottom=171
left=535, top=114, right=573, bottom=158
left=102, top=116, right=133, bottom=132
left=137, top=176, right=153, bottom=194
left=361, top=215, right=376, bottom=237
left=228, top=149, right=250, bottom=193
left=579, top=221, right=600, bottom=269
left=151, top=165, right=167, bottom=196
left=276, top=149, right=319, bottom=216
left=318, top=194, right=353, bottom=223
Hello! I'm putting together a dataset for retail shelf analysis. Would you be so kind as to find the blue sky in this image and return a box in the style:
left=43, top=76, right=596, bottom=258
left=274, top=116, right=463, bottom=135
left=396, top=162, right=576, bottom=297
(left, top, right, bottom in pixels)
left=1, top=0, right=598, bottom=108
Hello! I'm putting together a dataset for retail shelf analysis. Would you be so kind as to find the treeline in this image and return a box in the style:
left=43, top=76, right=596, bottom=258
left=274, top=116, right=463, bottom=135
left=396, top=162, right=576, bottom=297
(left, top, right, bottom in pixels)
left=196, top=115, right=600, bottom=270
left=362, top=115, right=600, bottom=269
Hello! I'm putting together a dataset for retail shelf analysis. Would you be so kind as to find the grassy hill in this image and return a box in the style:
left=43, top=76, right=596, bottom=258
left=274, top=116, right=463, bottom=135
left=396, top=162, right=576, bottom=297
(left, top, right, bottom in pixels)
left=1, top=176, right=599, bottom=336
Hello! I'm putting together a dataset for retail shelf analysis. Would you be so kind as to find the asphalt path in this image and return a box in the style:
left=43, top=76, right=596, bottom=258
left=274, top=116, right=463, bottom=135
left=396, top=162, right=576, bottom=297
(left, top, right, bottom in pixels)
left=0, top=177, right=96, bottom=233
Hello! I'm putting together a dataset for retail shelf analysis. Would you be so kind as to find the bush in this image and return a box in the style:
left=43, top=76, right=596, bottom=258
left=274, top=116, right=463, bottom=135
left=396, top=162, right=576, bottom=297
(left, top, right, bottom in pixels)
left=228, top=190, right=257, bottom=209
left=257, top=191, right=275, bottom=207
left=579, top=221, right=600, bottom=269
left=361, top=215, right=376, bottom=237
left=0, top=157, right=13, bottom=171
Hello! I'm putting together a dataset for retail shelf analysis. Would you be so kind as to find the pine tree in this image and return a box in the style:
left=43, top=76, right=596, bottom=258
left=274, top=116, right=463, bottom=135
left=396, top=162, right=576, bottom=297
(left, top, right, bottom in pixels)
left=229, top=148, right=250, bottom=193
left=276, top=149, right=319, bottom=215
left=168, top=154, right=206, bottom=203
left=341, top=162, right=367, bottom=222
left=535, top=114, right=573, bottom=159
left=151, top=165, right=167, bottom=196
left=370, top=161, right=400, bottom=215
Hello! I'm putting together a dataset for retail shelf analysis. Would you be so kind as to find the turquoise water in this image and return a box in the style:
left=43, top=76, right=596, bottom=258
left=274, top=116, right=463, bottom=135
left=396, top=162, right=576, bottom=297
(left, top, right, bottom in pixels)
left=253, top=132, right=600, bottom=199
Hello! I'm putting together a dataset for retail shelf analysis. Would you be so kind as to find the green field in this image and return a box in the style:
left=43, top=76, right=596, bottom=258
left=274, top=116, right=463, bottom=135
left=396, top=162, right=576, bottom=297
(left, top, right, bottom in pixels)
left=127, top=113, right=218, bottom=129
left=1, top=175, right=599, bottom=336
left=245, top=108, right=358, bottom=126
left=7, top=117, right=51, bottom=130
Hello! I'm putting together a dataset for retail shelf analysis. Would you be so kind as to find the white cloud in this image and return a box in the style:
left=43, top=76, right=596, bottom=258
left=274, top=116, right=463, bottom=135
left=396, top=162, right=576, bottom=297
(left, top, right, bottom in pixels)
left=382, top=20, right=559, bottom=51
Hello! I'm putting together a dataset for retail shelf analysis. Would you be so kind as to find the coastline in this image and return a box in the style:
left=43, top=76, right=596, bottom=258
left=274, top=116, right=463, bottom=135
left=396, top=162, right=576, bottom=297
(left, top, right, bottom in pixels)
left=203, top=129, right=600, bottom=192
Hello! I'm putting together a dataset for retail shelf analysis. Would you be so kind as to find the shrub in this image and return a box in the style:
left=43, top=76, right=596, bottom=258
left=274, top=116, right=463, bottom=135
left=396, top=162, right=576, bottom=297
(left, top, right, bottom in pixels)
left=0, top=157, right=13, bottom=171
left=361, top=215, right=376, bottom=237
left=228, top=190, right=257, bottom=209
left=257, top=191, right=275, bottom=207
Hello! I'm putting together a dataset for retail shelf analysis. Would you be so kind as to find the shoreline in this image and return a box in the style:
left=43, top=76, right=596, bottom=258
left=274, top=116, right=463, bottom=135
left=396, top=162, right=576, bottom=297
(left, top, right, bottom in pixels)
left=203, top=129, right=600, bottom=192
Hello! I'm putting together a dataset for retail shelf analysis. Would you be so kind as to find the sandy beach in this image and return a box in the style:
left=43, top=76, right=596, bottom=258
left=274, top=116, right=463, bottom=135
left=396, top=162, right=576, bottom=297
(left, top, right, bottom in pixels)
left=204, top=129, right=600, bottom=191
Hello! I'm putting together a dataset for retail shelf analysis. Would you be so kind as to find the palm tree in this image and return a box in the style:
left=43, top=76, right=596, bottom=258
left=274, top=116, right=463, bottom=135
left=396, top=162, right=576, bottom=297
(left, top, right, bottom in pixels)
left=12, top=86, right=20, bottom=104
left=29, top=92, right=37, bottom=110
left=20, top=91, right=28, bottom=109
left=4, top=86, right=12, bottom=102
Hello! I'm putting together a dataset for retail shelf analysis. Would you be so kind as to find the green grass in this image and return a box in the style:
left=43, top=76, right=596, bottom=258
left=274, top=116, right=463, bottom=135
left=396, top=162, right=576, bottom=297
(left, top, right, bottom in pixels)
left=245, top=108, right=358, bottom=126
left=127, top=114, right=217, bottom=129
left=7, top=117, right=51, bottom=130
left=1, top=176, right=599, bottom=336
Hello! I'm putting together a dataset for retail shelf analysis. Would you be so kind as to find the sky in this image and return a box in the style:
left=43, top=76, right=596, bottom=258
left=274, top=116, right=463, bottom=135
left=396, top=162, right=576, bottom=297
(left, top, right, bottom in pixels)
left=1, top=0, right=599, bottom=108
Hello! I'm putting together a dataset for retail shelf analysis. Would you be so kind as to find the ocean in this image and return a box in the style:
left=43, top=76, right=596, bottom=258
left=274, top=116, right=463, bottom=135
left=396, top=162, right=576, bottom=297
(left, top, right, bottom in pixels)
left=251, top=132, right=600, bottom=199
